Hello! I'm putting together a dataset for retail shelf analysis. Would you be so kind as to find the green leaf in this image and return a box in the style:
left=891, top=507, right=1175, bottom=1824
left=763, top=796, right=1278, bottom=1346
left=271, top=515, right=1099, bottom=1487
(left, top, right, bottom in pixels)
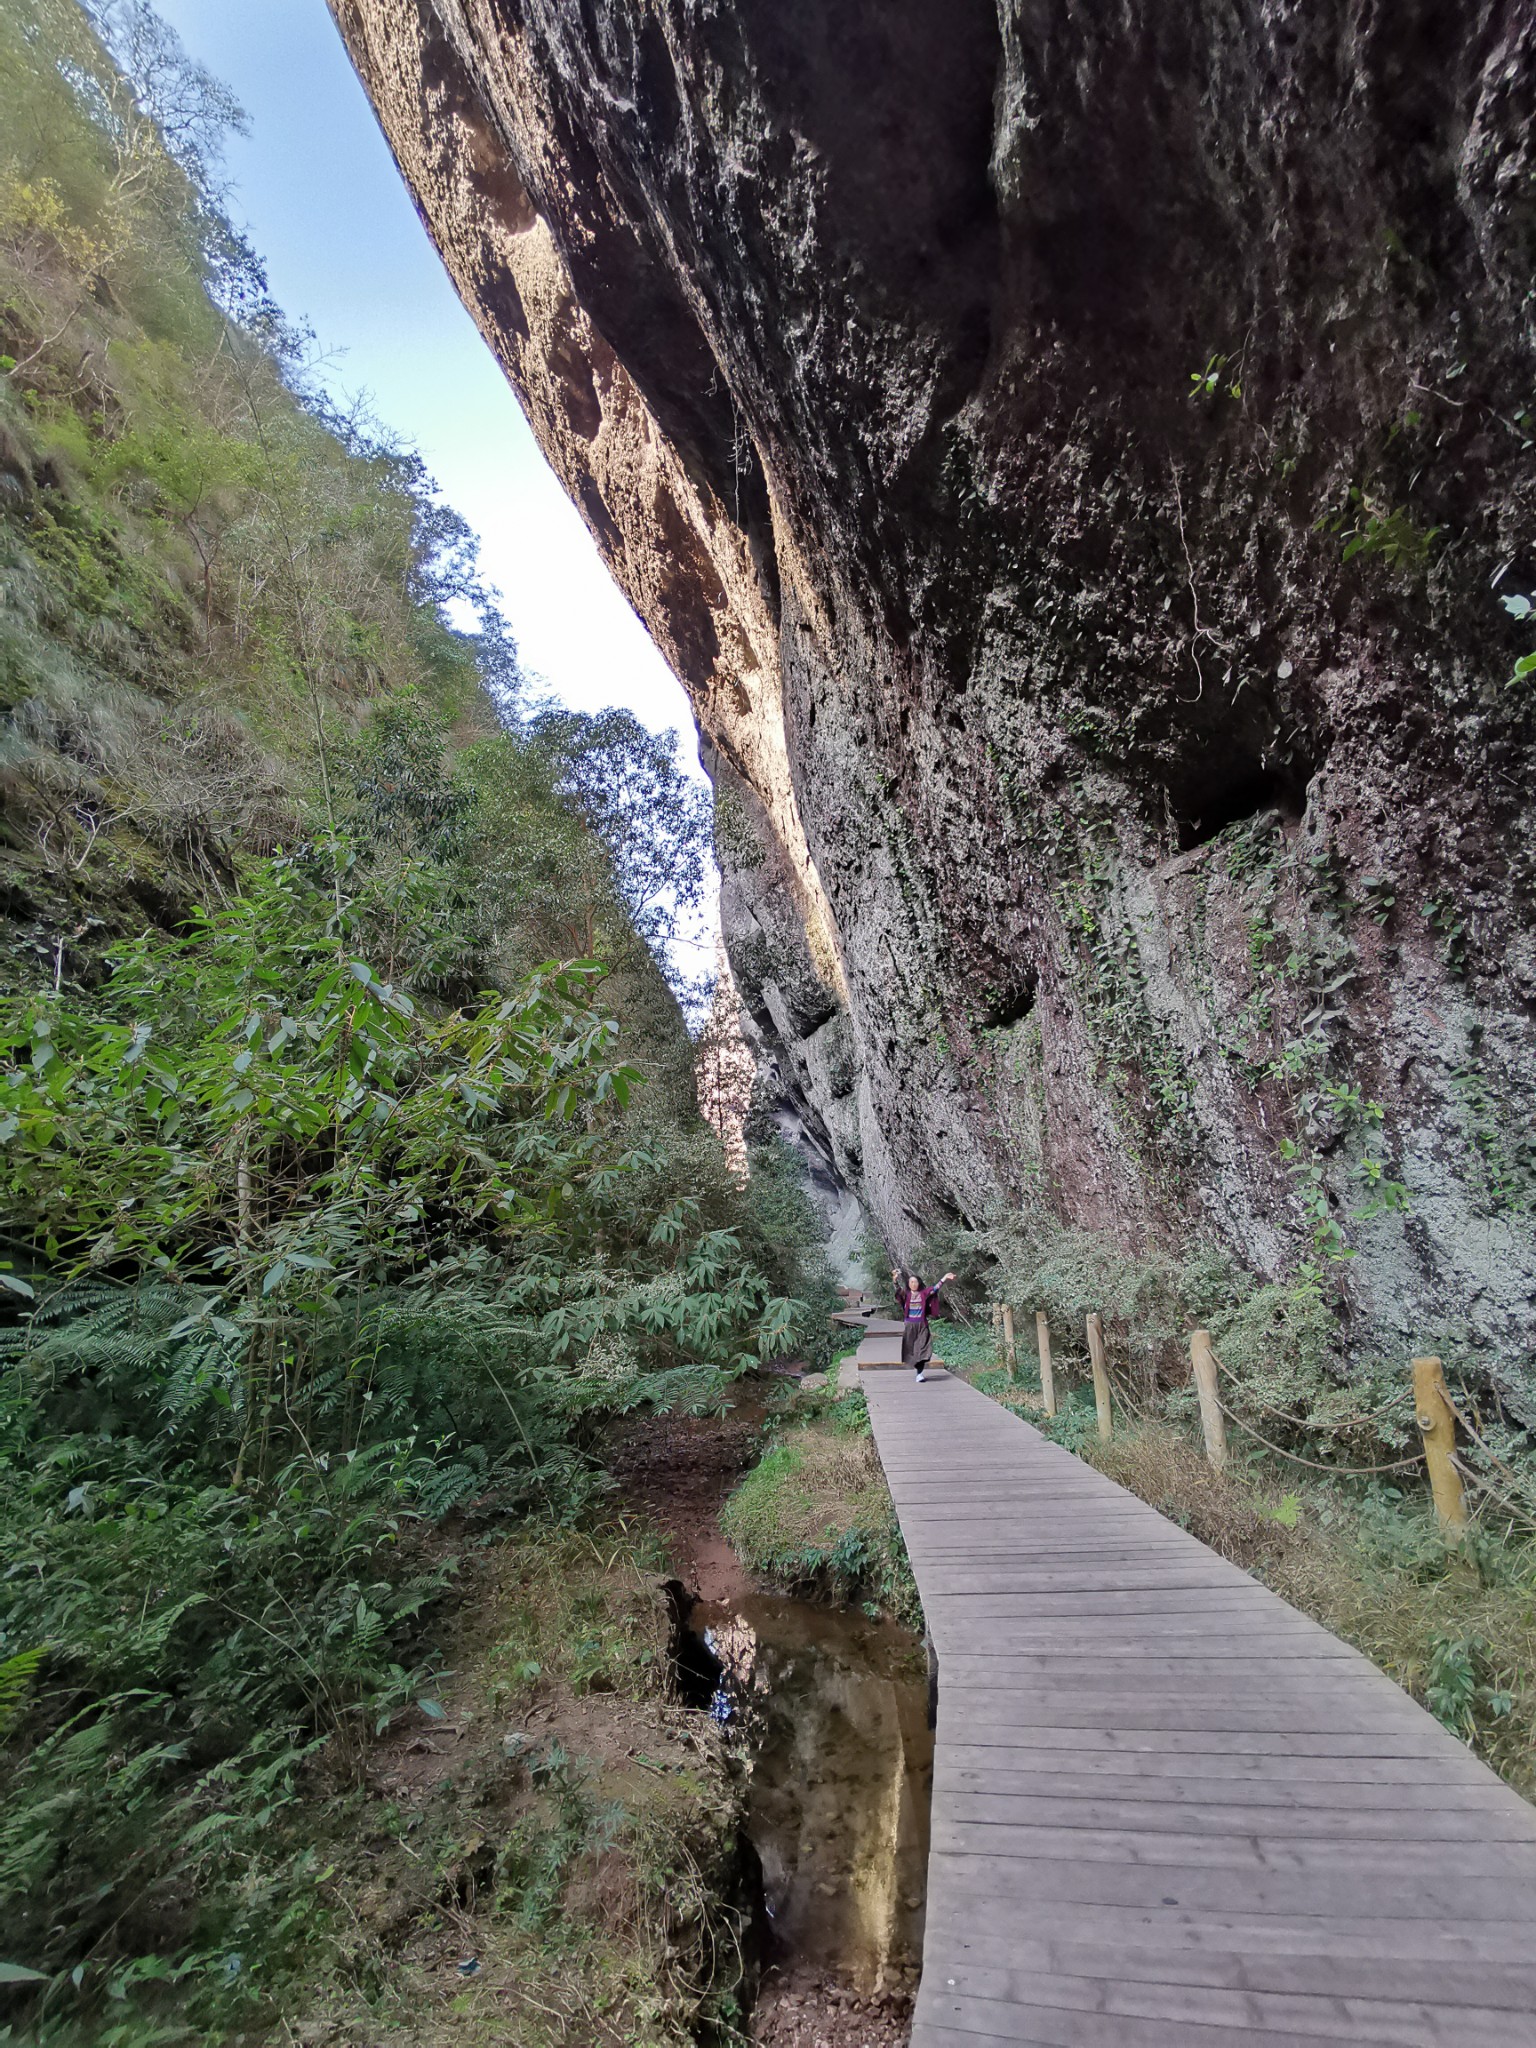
left=0, top=1963, right=49, bottom=1985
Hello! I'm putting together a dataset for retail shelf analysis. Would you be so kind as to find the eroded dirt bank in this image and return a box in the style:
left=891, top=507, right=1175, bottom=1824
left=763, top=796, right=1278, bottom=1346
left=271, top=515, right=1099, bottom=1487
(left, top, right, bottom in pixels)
left=609, top=1386, right=928, bottom=2048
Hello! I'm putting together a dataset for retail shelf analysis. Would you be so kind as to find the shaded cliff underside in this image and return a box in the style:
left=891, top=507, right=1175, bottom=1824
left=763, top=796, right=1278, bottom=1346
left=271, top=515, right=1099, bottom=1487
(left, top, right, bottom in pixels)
left=332, top=0, right=1536, bottom=1380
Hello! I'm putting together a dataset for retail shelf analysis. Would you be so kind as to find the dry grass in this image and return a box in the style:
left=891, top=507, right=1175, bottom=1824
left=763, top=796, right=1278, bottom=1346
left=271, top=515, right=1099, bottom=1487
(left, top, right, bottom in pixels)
left=1090, top=1425, right=1305, bottom=1573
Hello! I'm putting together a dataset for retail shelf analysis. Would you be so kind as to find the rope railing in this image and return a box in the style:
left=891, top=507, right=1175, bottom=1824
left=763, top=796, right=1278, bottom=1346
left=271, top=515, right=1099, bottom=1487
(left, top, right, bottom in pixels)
left=1208, top=1386, right=1425, bottom=1478
left=1211, top=1353, right=1414, bottom=1439
left=982, top=1298, right=1529, bottom=1539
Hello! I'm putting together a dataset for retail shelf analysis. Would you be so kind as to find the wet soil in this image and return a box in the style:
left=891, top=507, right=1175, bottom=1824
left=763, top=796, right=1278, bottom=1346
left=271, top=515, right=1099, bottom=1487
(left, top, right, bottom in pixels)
left=750, top=1975, right=913, bottom=2048
left=607, top=1382, right=926, bottom=2047
left=607, top=1390, right=769, bottom=1603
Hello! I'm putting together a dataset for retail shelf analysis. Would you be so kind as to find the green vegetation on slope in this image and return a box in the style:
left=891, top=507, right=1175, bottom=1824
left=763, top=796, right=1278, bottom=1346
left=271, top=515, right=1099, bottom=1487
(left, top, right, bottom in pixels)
left=0, top=6, right=833, bottom=2041
left=722, top=1386, right=920, bottom=1628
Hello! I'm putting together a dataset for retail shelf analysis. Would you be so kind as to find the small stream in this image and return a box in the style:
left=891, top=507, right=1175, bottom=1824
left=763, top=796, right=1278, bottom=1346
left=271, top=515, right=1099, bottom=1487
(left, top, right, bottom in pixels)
left=675, top=1588, right=934, bottom=2008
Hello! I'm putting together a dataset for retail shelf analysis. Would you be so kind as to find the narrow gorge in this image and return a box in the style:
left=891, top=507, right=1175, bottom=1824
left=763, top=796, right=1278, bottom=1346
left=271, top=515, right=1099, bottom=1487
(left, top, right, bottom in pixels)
left=8, top=6, right=1536, bottom=2042
left=334, top=0, right=1536, bottom=1378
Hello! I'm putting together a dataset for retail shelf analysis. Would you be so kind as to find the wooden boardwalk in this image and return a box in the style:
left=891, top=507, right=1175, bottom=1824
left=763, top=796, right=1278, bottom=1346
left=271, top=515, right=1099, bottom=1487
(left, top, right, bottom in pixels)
left=855, top=1317, right=907, bottom=1369
left=862, top=1371, right=1536, bottom=2046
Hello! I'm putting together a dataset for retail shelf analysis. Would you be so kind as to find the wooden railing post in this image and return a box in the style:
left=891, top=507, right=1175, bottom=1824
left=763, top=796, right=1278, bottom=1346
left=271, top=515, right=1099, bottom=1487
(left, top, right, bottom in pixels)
left=1413, top=1355, right=1466, bottom=1536
left=990, top=1301, right=1002, bottom=1365
left=1001, top=1304, right=1017, bottom=1380
left=1086, top=1312, right=1112, bottom=1442
left=1190, top=1329, right=1227, bottom=1472
left=1036, top=1311, right=1057, bottom=1417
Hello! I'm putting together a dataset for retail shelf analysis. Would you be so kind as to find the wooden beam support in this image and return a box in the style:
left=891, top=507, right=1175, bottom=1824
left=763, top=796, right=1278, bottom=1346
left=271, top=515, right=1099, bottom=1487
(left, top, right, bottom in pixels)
left=1413, top=1354, right=1466, bottom=1535
left=1086, top=1312, right=1112, bottom=1442
left=1191, top=1329, right=1227, bottom=1472
left=1036, top=1311, right=1057, bottom=1418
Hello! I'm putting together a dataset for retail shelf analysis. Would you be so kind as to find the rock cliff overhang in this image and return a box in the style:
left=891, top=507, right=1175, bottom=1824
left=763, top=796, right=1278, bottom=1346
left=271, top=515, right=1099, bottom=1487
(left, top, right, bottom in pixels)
left=331, top=0, right=1536, bottom=1367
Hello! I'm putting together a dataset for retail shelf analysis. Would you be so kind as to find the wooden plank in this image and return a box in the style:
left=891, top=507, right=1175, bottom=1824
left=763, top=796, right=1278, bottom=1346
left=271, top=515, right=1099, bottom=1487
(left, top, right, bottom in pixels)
left=937, top=1653, right=1366, bottom=1682
left=914, top=1976, right=1536, bottom=2047
left=918, top=1574, right=1260, bottom=1599
left=946, top=1736, right=1499, bottom=1785
left=916, top=1909, right=1536, bottom=2003
left=929, top=1633, right=1351, bottom=1660
left=934, top=1667, right=1442, bottom=1712
left=920, top=1890, right=1536, bottom=1972
left=933, top=1764, right=1519, bottom=1810
left=923, top=1965, right=1536, bottom=2045
left=938, top=1790, right=1536, bottom=1842
left=934, top=1726, right=1489, bottom=1764
left=859, top=1367, right=1536, bottom=2045
left=920, top=1593, right=1325, bottom=1623
left=927, top=1818, right=1536, bottom=1876
left=908, top=1540, right=1239, bottom=1565
left=935, top=1685, right=1436, bottom=1722
left=896, top=1527, right=1207, bottom=1547
left=927, top=1609, right=1345, bottom=1638
left=909, top=2014, right=1517, bottom=2048
left=924, top=1847, right=1522, bottom=1918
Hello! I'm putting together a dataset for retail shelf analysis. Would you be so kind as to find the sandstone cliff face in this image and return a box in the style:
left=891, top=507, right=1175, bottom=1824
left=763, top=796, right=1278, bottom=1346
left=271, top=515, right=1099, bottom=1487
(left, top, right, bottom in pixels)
left=331, top=0, right=1536, bottom=1374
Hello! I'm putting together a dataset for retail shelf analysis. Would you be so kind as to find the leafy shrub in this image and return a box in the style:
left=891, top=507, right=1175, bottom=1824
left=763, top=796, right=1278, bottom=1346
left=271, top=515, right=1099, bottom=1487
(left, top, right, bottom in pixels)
left=0, top=839, right=808, bottom=2038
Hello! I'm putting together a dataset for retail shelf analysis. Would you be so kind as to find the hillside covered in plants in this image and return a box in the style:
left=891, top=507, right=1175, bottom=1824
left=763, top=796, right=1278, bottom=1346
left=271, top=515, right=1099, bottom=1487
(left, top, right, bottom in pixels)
left=0, top=5, right=835, bottom=2041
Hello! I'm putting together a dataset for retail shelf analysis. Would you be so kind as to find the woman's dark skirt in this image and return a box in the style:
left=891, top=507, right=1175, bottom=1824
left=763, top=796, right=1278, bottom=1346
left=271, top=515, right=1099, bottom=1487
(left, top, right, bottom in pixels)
left=901, top=1319, right=933, bottom=1369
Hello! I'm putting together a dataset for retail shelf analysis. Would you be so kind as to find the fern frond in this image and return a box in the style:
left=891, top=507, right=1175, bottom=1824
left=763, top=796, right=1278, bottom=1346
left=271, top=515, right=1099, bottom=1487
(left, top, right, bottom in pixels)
left=0, top=1646, right=47, bottom=1740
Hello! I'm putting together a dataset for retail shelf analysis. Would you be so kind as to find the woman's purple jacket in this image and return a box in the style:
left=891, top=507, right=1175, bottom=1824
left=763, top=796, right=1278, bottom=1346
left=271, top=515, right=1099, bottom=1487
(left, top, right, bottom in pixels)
left=897, top=1280, right=945, bottom=1328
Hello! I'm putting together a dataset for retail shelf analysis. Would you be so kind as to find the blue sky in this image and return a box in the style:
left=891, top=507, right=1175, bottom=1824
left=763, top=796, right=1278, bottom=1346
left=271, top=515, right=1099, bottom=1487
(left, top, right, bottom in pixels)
left=153, top=0, right=695, bottom=756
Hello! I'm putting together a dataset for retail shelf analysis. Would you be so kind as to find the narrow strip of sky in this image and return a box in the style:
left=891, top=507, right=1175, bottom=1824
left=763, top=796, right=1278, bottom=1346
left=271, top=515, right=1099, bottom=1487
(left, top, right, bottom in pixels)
left=152, top=0, right=696, bottom=758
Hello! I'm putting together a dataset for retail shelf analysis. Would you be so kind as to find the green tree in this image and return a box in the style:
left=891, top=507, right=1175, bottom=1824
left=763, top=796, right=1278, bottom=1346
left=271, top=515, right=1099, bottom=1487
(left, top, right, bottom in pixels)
left=529, top=706, right=714, bottom=964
